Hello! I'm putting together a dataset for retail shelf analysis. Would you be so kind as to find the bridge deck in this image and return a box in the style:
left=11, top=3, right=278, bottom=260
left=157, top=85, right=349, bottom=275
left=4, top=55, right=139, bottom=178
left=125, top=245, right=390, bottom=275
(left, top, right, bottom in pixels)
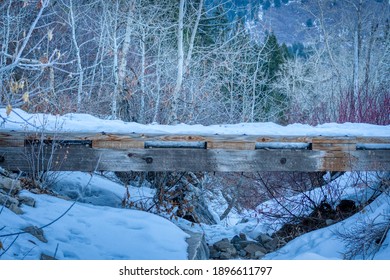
left=0, top=131, right=389, bottom=172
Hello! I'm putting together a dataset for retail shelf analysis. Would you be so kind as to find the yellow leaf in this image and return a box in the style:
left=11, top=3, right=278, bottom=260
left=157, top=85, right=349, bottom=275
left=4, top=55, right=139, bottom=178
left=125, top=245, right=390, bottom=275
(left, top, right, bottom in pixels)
left=10, top=82, right=18, bottom=93
left=22, top=92, right=29, bottom=103
left=6, top=104, right=12, bottom=116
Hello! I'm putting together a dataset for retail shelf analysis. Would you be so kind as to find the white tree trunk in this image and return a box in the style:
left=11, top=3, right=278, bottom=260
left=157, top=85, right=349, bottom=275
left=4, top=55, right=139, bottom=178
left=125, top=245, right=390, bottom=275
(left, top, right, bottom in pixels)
left=69, top=0, right=83, bottom=111
left=169, top=0, right=185, bottom=124
left=139, top=29, right=146, bottom=123
left=111, top=2, right=120, bottom=119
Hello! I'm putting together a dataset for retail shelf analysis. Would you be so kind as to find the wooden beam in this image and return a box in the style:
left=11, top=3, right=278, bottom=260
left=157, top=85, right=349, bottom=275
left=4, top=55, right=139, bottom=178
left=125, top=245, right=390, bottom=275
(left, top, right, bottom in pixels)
left=0, top=131, right=389, bottom=172
left=1, top=146, right=389, bottom=172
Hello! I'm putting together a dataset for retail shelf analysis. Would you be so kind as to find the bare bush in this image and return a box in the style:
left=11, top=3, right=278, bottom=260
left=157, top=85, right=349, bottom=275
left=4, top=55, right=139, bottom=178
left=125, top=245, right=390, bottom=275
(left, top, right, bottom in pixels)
left=336, top=214, right=390, bottom=260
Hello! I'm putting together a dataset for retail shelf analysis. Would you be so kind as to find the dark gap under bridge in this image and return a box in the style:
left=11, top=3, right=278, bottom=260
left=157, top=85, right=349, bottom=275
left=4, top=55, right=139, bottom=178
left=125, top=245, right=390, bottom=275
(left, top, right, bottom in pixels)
left=0, top=130, right=389, bottom=172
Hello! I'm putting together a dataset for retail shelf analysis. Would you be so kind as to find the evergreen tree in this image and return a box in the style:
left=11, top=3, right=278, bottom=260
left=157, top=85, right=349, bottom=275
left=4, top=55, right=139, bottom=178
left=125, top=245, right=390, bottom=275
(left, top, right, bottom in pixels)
left=261, top=32, right=285, bottom=80
left=196, top=4, right=230, bottom=48
left=258, top=32, right=288, bottom=122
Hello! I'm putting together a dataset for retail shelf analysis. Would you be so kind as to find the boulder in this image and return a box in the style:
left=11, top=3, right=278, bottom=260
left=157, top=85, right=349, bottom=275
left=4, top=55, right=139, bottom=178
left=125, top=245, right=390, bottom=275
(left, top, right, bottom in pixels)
left=8, top=203, right=23, bottom=214
left=209, top=246, right=221, bottom=259
left=219, top=252, right=232, bottom=260
left=40, top=253, right=57, bottom=260
left=0, top=193, right=23, bottom=214
left=256, top=233, right=273, bottom=244
left=326, top=219, right=336, bottom=226
left=213, top=238, right=237, bottom=257
left=243, top=242, right=267, bottom=258
left=254, top=250, right=265, bottom=259
left=264, top=236, right=284, bottom=252
left=19, top=196, right=36, bottom=207
left=0, top=176, right=21, bottom=195
left=23, top=226, right=48, bottom=243
left=231, top=233, right=247, bottom=250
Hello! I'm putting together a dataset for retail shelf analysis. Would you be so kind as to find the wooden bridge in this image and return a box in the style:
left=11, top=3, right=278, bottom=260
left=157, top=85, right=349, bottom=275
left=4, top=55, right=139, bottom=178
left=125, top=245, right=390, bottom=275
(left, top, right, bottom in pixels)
left=0, top=130, right=389, bottom=172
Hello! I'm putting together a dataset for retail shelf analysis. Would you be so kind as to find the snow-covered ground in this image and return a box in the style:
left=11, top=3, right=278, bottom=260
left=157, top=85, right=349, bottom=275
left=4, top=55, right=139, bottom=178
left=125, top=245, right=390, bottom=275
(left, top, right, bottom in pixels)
left=1, top=170, right=389, bottom=260
left=1, top=109, right=390, bottom=260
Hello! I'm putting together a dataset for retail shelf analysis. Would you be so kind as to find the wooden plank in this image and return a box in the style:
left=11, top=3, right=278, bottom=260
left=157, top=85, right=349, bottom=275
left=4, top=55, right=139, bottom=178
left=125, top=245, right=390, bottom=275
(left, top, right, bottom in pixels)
left=312, top=143, right=357, bottom=151
left=206, top=141, right=256, bottom=150
left=1, top=130, right=389, bottom=145
left=0, top=132, right=25, bottom=147
left=356, top=136, right=390, bottom=144
left=92, top=140, right=145, bottom=149
left=319, top=150, right=390, bottom=171
left=95, top=149, right=319, bottom=172
left=255, top=136, right=312, bottom=143
left=0, top=145, right=98, bottom=172
left=312, top=137, right=357, bottom=151
left=1, top=146, right=389, bottom=172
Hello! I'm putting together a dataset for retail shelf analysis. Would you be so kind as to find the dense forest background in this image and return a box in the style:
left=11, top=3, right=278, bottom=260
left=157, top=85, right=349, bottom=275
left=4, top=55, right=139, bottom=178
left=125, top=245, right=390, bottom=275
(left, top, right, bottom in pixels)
left=1, top=0, right=389, bottom=126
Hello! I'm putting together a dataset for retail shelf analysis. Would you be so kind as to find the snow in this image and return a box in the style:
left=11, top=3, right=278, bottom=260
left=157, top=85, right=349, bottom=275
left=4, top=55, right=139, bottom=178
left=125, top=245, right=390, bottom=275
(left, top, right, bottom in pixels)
left=264, top=192, right=390, bottom=260
left=0, top=174, right=187, bottom=260
left=1, top=109, right=390, bottom=260
left=1, top=108, right=389, bottom=137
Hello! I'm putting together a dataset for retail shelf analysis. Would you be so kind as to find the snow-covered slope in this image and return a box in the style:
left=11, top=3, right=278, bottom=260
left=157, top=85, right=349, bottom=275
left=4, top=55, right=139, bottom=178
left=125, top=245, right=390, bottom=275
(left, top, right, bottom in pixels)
left=1, top=186, right=188, bottom=260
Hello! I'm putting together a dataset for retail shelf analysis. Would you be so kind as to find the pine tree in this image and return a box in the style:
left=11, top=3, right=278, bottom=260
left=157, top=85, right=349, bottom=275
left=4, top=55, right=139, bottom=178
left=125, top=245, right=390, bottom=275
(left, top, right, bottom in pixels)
left=196, top=4, right=230, bottom=48
left=261, top=32, right=285, bottom=80
left=259, top=32, right=288, bottom=122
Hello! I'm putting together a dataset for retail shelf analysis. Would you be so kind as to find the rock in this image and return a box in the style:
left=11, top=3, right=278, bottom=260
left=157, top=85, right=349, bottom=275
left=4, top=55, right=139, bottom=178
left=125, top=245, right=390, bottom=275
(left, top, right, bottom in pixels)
left=239, top=233, right=247, bottom=240
left=0, top=176, right=21, bottom=195
left=8, top=204, right=23, bottom=214
left=214, top=238, right=231, bottom=251
left=264, top=236, right=284, bottom=252
left=0, top=193, right=23, bottom=214
left=213, top=238, right=237, bottom=257
left=40, top=253, right=57, bottom=260
left=254, top=250, right=265, bottom=259
left=19, top=196, right=36, bottom=207
left=326, top=219, right=336, bottom=226
left=219, top=252, right=232, bottom=260
left=209, top=246, right=221, bottom=259
left=231, top=234, right=247, bottom=250
left=23, top=226, right=48, bottom=243
left=29, top=188, right=42, bottom=194
left=257, top=233, right=273, bottom=244
left=0, top=192, right=19, bottom=206
left=243, top=242, right=267, bottom=257
left=238, top=250, right=247, bottom=257
left=231, top=235, right=241, bottom=244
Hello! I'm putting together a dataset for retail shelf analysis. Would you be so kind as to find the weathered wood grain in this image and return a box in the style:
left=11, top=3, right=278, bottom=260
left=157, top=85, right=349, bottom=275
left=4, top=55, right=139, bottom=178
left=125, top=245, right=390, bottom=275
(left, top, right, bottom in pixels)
left=206, top=141, right=256, bottom=150
left=1, top=146, right=389, bottom=172
left=0, top=131, right=389, bottom=172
